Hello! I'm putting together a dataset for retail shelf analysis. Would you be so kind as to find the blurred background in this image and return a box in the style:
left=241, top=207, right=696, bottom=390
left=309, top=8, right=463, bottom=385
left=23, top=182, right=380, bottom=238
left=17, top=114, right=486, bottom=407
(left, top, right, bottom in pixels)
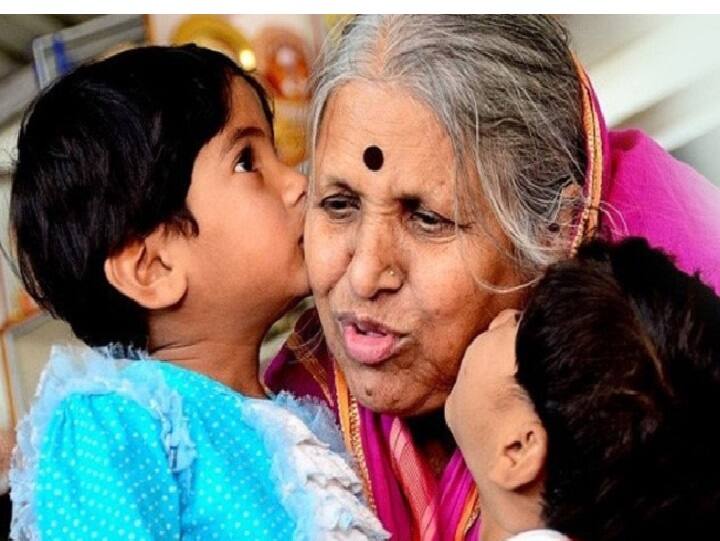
left=0, top=14, right=716, bottom=523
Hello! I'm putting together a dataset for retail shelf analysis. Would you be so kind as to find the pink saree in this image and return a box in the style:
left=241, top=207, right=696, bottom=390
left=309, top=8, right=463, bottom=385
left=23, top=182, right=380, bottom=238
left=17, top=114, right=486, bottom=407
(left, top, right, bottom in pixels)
left=265, top=67, right=720, bottom=540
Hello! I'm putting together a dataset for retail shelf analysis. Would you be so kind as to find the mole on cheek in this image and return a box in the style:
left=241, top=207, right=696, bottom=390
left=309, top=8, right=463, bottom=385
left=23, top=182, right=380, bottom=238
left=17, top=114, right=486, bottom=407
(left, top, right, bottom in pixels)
left=363, top=145, right=384, bottom=171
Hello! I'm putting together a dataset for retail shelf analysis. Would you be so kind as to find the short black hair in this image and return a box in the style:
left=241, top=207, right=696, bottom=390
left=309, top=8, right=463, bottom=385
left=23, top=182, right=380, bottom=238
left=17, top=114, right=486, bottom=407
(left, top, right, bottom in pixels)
left=516, top=237, right=720, bottom=541
left=11, top=44, right=273, bottom=347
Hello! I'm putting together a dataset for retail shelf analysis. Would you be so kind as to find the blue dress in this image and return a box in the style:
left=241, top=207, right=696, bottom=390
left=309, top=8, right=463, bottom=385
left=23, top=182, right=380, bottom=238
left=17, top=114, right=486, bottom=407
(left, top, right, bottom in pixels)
left=10, top=346, right=387, bottom=541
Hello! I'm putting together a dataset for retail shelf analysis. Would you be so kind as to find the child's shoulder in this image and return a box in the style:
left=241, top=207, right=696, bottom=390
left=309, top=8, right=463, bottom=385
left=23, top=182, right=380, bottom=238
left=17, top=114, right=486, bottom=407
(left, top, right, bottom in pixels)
left=20, top=345, right=189, bottom=434
left=12, top=345, right=196, bottom=473
left=10, top=346, right=195, bottom=541
left=20, top=344, right=195, bottom=458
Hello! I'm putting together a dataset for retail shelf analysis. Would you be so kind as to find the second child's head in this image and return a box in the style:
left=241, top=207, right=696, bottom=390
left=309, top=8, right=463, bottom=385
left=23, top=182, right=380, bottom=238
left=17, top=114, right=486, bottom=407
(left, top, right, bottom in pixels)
left=11, top=45, right=308, bottom=349
left=446, top=237, right=720, bottom=541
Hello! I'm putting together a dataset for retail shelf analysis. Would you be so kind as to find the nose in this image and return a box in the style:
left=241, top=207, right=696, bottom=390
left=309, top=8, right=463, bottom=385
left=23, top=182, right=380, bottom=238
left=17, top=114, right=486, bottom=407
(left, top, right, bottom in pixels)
left=444, top=390, right=455, bottom=432
left=347, top=218, right=403, bottom=299
left=487, top=308, right=521, bottom=331
left=278, top=161, right=307, bottom=208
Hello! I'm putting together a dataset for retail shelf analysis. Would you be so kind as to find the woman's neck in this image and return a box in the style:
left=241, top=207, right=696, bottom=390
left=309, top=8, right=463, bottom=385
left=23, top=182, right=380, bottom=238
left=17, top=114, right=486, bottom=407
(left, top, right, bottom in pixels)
left=406, top=409, right=457, bottom=477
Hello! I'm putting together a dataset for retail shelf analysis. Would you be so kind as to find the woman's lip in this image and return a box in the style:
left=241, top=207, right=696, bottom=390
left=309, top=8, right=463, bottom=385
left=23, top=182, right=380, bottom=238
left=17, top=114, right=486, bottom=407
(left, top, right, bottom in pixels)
left=336, top=314, right=406, bottom=366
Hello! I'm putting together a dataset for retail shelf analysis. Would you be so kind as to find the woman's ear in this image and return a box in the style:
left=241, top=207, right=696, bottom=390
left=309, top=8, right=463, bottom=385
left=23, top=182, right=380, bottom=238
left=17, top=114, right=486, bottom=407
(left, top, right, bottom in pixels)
left=546, top=181, right=583, bottom=244
left=489, top=420, right=547, bottom=491
left=104, top=226, right=188, bottom=310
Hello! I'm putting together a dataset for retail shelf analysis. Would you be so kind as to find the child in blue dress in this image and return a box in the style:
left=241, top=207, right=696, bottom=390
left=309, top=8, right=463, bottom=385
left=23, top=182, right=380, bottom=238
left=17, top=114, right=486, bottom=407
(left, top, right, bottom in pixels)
left=8, top=45, right=386, bottom=541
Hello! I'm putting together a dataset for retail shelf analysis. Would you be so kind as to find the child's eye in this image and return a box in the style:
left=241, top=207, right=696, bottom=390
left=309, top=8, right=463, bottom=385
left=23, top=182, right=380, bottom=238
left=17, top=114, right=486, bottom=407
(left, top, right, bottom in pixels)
left=234, top=146, right=256, bottom=173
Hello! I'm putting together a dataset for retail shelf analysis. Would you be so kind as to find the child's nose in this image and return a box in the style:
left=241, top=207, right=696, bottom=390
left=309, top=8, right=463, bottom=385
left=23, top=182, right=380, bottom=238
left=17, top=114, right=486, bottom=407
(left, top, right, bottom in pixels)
left=488, top=309, right=521, bottom=331
left=280, top=164, right=307, bottom=208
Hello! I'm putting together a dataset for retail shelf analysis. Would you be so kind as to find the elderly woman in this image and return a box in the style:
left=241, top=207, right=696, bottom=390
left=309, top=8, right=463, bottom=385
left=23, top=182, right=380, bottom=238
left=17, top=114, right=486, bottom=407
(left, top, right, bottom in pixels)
left=266, top=15, right=720, bottom=540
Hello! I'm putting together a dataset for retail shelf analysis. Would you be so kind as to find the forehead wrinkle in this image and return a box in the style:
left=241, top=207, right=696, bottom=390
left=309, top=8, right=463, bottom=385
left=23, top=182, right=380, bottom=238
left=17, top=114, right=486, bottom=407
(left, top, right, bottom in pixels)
left=324, top=170, right=455, bottom=213
left=317, top=94, right=456, bottom=209
left=386, top=170, right=455, bottom=210
left=325, top=96, right=445, bottom=153
left=322, top=175, right=365, bottom=196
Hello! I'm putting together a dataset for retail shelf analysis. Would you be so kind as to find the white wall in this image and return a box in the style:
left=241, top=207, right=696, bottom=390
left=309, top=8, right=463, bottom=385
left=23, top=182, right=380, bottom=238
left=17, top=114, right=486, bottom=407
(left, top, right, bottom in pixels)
left=564, top=14, right=720, bottom=186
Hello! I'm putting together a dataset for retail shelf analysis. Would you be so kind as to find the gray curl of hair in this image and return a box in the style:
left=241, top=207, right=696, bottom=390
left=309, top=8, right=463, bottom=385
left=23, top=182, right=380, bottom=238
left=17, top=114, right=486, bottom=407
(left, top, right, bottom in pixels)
left=309, top=15, right=588, bottom=288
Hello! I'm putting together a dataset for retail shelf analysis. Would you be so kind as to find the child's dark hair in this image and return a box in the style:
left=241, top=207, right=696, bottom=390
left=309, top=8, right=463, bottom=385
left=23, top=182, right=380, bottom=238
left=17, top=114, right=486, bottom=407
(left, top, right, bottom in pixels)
left=516, top=237, right=720, bottom=541
left=11, top=44, right=272, bottom=347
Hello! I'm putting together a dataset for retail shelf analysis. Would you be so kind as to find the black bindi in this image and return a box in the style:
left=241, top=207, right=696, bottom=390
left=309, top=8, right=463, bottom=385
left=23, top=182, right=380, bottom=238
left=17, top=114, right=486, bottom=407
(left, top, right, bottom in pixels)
left=363, top=145, right=384, bottom=171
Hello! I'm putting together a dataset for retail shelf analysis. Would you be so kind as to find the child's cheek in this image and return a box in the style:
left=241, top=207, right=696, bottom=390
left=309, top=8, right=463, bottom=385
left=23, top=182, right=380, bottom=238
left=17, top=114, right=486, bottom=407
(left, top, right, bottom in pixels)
left=446, top=369, right=471, bottom=440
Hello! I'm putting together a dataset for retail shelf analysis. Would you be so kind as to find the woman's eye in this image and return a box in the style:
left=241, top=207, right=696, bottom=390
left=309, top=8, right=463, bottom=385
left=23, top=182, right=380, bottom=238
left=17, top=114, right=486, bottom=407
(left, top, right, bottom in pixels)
left=319, top=194, right=359, bottom=219
left=234, top=146, right=256, bottom=173
left=410, top=208, right=456, bottom=235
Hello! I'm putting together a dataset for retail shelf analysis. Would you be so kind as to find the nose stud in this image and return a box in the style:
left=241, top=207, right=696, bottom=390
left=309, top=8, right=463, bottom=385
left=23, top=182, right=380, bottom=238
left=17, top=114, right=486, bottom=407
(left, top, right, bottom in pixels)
left=385, top=267, right=401, bottom=279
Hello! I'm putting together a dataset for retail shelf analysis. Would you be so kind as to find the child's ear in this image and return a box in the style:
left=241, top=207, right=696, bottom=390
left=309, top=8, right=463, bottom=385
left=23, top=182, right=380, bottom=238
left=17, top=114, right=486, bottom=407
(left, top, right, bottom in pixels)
left=104, top=226, right=188, bottom=310
left=489, top=420, right=547, bottom=491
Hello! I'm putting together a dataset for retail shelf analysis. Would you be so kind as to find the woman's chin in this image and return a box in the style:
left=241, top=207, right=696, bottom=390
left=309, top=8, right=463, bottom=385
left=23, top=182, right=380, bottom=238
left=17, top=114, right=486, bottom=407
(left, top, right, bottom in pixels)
left=343, top=365, right=445, bottom=417
left=355, top=393, right=445, bottom=417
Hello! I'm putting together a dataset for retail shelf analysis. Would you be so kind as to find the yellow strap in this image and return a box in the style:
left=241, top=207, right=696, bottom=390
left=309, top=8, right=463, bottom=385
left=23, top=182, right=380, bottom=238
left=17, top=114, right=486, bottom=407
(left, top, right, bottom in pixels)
left=456, top=484, right=480, bottom=541
left=334, top=367, right=377, bottom=513
left=570, top=53, right=604, bottom=255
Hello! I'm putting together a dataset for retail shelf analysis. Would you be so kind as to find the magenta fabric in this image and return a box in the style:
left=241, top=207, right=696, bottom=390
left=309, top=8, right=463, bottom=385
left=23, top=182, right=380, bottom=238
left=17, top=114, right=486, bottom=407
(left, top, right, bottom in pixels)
left=366, top=411, right=414, bottom=540
left=438, top=451, right=482, bottom=540
left=588, top=80, right=720, bottom=291
left=602, top=129, right=720, bottom=291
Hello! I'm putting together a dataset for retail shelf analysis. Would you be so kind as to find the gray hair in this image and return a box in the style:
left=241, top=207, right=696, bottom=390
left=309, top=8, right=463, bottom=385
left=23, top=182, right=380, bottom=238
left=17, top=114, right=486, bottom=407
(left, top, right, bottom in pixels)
left=309, top=15, right=587, bottom=286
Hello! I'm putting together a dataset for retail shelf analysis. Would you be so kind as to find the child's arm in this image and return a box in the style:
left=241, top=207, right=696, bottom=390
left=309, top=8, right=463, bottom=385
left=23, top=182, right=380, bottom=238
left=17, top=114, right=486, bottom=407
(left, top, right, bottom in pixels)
left=33, top=393, right=182, bottom=540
